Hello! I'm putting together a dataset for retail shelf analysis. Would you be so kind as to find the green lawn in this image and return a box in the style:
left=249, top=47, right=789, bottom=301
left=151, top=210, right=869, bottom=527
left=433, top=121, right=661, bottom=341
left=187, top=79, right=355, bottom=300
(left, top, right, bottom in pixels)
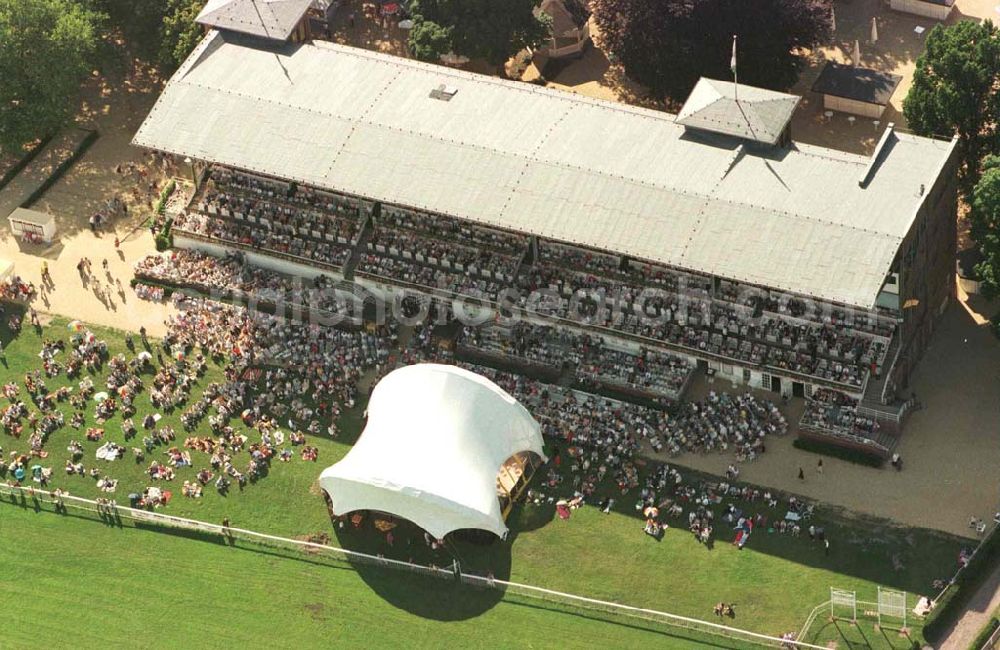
left=0, top=506, right=735, bottom=650
left=0, top=308, right=971, bottom=647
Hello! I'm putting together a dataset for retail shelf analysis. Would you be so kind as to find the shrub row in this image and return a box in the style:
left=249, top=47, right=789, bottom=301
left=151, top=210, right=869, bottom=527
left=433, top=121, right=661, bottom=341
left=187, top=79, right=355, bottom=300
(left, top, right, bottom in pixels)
left=970, top=617, right=1000, bottom=650
left=792, top=437, right=885, bottom=468
left=923, top=528, right=1000, bottom=643
left=0, top=134, right=54, bottom=192
left=153, top=180, right=177, bottom=251
left=20, top=129, right=98, bottom=208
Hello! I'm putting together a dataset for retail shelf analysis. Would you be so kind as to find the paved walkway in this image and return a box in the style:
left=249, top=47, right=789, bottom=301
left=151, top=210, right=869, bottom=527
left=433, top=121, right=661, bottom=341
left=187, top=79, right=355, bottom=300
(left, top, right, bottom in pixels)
left=938, top=564, right=1000, bottom=649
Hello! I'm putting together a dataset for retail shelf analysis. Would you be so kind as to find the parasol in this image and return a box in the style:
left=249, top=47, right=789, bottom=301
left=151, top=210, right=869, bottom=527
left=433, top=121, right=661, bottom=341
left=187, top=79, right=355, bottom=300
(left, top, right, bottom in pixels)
left=68, top=320, right=85, bottom=331
left=94, top=391, right=109, bottom=402
left=374, top=519, right=398, bottom=532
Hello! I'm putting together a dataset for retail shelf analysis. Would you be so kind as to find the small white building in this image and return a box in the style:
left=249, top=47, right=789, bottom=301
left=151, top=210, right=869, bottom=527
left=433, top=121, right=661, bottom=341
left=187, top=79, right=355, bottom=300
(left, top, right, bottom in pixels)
left=811, top=61, right=902, bottom=119
left=889, top=0, right=955, bottom=20
left=8, top=207, right=56, bottom=243
left=536, top=0, right=591, bottom=59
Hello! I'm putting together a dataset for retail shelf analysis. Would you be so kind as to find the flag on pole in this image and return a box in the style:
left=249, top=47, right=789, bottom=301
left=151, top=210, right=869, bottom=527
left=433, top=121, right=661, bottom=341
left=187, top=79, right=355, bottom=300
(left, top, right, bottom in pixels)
left=871, top=17, right=878, bottom=44
left=831, top=5, right=836, bottom=33
left=852, top=39, right=861, bottom=66
left=731, top=35, right=738, bottom=102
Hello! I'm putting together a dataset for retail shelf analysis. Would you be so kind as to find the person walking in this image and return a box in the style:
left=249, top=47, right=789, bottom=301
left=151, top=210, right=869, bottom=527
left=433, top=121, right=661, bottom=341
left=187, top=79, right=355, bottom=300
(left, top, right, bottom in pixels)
left=816, top=458, right=823, bottom=474
left=797, top=467, right=804, bottom=480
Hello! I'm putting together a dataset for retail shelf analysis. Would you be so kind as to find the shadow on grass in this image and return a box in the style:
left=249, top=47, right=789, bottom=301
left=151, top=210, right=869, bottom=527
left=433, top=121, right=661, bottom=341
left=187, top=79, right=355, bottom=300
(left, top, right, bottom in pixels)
left=333, top=515, right=511, bottom=620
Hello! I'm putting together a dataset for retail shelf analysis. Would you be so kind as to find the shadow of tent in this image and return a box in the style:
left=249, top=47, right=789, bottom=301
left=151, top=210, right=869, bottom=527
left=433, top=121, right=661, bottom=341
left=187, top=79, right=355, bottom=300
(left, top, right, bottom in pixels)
left=334, top=518, right=511, bottom=620
left=504, top=495, right=556, bottom=534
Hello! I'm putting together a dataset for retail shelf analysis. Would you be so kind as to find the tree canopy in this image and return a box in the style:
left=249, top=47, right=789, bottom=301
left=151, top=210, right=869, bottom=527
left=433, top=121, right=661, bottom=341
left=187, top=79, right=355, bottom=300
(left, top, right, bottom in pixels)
left=971, top=156, right=1000, bottom=299
left=408, top=0, right=548, bottom=70
left=591, top=0, right=831, bottom=102
left=159, top=0, right=208, bottom=70
left=0, top=0, right=103, bottom=154
left=903, top=20, right=1000, bottom=194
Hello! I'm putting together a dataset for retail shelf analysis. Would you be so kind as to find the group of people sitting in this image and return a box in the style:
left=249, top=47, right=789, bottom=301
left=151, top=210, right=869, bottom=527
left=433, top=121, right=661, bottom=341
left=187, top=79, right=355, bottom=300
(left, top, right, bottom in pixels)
left=800, top=388, right=882, bottom=443
left=135, top=249, right=363, bottom=326
left=0, top=275, right=36, bottom=302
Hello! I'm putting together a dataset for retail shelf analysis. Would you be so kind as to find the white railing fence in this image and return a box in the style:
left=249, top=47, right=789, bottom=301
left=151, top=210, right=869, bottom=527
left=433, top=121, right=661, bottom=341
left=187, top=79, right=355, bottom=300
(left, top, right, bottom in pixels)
left=2, top=484, right=826, bottom=649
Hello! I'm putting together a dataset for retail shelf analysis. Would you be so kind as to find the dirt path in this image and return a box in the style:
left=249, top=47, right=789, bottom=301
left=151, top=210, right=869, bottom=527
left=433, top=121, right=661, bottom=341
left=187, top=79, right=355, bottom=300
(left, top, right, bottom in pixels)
left=938, top=564, right=1000, bottom=649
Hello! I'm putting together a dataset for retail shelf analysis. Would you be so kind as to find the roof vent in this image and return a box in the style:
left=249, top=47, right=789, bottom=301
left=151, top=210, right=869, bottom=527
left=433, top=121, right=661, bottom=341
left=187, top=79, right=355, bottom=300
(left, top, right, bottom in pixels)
left=429, top=84, right=459, bottom=101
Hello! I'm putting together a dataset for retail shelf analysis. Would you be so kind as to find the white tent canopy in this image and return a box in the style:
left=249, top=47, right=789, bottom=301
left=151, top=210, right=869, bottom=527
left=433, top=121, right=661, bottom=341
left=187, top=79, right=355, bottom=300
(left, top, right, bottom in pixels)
left=319, top=364, right=546, bottom=539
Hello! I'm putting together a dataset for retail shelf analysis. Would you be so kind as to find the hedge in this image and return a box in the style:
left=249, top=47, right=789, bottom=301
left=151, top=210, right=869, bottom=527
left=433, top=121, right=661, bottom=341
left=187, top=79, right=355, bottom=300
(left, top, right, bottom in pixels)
left=0, top=134, right=54, bottom=192
left=21, top=129, right=99, bottom=208
left=970, top=617, right=1000, bottom=650
left=792, top=437, right=885, bottom=468
left=923, top=528, right=1000, bottom=643
left=129, top=277, right=175, bottom=299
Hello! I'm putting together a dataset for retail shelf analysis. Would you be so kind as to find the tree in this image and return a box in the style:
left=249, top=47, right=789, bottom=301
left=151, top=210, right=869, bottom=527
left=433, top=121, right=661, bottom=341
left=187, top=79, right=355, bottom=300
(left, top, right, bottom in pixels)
left=591, top=0, right=831, bottom=102
left=95, top=0, right=166, bottom=58
left=408, top=0, right=548, bottom=72
left=0, top=0, right=102, bottom=154
left=409, top=17, right=452, bottom=64
left=903, top=21, right=1000, bottom=194
left=159, top=0, right=207, bottom=70
left=971, top=156, right=1000, bottom=299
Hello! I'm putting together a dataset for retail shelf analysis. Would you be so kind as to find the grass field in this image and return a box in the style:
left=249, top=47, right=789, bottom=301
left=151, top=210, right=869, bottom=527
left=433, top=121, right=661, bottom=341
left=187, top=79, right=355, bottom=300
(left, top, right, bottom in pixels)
left=0, top=308, right=972, bottom=647
left=0, top=506, right=751, bottom=649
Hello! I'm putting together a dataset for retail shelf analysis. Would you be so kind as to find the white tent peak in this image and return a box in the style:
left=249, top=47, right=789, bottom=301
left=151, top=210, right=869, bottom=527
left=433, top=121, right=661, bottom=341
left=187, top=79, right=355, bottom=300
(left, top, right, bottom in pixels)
left=318, top=364, right=546, bottom=539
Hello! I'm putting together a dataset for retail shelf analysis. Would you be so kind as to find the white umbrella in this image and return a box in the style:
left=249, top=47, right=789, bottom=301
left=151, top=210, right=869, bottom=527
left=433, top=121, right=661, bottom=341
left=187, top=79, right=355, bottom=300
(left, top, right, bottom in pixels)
left=440, top=51, right=470, bottom=66
left=852, top=39, right=861, bottom=67
left=397, top=18, right=414, bottom=29
left=871, top=17, right=879, bottom=44
left=94, top=391, right=109, bottom=402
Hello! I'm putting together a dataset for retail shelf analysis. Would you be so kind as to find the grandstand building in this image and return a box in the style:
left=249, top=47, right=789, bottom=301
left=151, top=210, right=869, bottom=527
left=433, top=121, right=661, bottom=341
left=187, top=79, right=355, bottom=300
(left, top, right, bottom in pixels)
left=134, top=30, right=959, bottom=457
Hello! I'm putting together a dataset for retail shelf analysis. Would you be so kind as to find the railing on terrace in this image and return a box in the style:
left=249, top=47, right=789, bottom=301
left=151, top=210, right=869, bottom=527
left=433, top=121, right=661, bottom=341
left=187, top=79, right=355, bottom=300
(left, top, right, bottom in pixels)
left=1, top=484, right=824, bottom=649
left=797, top=424, right=891, bottom=457
left=855, top=404, right=901, bottom=424
left=173, top=229, right=346, bottom=275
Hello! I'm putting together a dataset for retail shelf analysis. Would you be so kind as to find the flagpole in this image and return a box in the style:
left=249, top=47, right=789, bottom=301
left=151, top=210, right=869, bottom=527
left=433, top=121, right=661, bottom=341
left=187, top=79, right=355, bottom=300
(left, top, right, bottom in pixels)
left=731, top=34, right=738, bottom=103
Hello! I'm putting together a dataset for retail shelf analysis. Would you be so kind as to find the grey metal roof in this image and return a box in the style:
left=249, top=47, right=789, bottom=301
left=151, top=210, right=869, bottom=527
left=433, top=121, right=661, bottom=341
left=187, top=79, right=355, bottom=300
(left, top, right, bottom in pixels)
left=195, top=0, right=312, bottom=40
left=133, top=31, right=957, bottom=308
left=676, top=78, right=800, bottom=145
left=811, top=62, right=902, bottom=106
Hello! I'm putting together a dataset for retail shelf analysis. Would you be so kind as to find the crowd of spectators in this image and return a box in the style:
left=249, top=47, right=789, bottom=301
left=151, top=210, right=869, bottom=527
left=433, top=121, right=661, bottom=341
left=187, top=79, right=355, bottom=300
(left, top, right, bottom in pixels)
left=170, top=165, right=897, bottom=393
left=135, top=249, right=361, bottom=323
left=458, top=320, right=695, bottom=401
